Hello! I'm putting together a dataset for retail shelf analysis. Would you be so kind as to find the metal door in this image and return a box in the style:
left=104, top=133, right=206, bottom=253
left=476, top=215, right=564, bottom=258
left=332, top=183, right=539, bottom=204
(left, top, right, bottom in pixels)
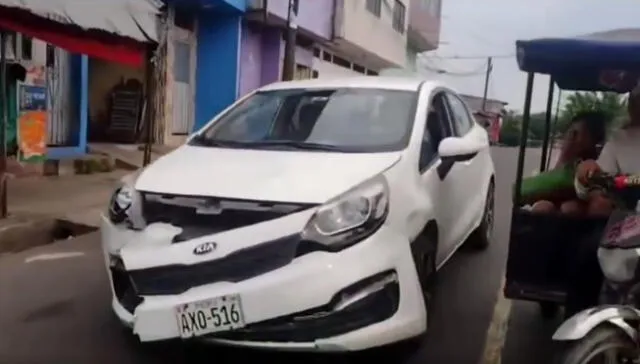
left=171, top=25, right=195, bottom=135
left=47, top=46, right=74, bottom=145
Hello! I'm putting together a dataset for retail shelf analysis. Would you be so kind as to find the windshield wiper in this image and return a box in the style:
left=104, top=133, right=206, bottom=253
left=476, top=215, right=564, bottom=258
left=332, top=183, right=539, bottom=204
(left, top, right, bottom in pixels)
left=191, top=136, right=352, bottom=152
left=190, top=135, right=251, bottom=148
left=247, top=140, right=347, bottom=151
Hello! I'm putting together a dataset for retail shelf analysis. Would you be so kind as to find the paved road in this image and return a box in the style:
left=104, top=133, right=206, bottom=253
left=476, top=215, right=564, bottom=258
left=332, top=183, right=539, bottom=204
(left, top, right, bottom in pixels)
left=0, top=147, right=550, bottom=364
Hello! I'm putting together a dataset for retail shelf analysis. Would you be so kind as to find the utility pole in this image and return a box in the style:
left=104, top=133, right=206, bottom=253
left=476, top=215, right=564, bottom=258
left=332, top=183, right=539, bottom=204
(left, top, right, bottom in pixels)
left=481, top=57, right=493, bottom=111
left=0, top=31, right=7, bottom=218
left=142, top=47, right=154, bottom=167
left=281, top=0, right=298, bottom=81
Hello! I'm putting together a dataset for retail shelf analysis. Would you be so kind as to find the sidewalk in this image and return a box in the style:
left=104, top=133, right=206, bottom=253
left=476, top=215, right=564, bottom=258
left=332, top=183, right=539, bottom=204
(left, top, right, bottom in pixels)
left=8, top=170, right=128, bottom=227
left=89, top=143, right=174, bottom=169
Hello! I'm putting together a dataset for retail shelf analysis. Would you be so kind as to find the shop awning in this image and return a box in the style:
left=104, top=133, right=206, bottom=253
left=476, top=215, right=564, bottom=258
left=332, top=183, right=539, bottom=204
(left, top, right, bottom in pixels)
left=0, top=0, right=161, bottom=67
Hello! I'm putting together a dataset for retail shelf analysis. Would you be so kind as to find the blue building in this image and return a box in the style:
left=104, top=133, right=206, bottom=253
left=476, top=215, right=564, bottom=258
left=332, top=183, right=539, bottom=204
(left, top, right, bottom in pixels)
left=159, top=0, right=247, bottom=147
left=37, top=0, right=248, bottom=159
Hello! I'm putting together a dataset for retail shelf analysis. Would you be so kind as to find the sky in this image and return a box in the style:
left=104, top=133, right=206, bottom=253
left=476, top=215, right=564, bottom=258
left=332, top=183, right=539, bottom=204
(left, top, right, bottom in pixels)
left=418, top=0, right=640, bottom=112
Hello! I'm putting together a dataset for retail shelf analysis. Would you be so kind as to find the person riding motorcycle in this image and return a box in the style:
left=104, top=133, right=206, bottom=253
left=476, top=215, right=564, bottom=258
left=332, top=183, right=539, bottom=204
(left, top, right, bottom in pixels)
left=566, top=86, right=640, bottom=317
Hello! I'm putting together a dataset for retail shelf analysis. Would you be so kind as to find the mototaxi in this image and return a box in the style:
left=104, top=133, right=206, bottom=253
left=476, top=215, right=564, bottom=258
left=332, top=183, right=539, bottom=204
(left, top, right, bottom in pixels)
left=505, top=31, right=640, bottom=322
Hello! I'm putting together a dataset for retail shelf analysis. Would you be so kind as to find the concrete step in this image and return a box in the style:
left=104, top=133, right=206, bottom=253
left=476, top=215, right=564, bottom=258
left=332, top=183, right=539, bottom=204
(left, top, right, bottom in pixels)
left=8, top=154, right=117, bottom=179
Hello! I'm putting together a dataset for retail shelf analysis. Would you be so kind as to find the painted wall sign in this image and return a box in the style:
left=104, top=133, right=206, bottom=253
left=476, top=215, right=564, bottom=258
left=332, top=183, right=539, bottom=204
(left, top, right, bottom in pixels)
left=17, top=83, right=47, bottom=162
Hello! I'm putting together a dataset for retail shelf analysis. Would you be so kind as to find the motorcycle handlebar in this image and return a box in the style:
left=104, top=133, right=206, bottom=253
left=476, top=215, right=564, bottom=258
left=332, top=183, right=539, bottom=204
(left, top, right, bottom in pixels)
left=587, top=173, right=640, bottom=191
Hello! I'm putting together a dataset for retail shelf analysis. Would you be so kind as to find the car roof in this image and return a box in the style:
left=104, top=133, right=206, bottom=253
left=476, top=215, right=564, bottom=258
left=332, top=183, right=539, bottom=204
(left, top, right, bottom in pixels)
left=258, top=76, right=445, bottom=92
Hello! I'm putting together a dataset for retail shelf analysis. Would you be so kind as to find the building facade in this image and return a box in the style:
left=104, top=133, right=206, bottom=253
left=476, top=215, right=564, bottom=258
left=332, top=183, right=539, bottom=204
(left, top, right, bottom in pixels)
left=332, top=0, right=410, bottom=69
left=162, top=0, right=442, bottom=141
left=6, top=0, right=443, bottom=160
left=242, top=0, right=333, bottom=94
left=406, top=0, right=441, bottom=70
left=157, top=0, right=247, bottom=146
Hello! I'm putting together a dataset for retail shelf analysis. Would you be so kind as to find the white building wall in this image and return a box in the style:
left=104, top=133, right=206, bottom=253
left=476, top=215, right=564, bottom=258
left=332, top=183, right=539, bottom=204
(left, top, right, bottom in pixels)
left=406, top=46, right=418, bottom=71
left=31, top=39, right=47, bottom=65
left=311, top=47, right=380, bottom=79
left=312, top=58, right=361, bottom=79
left=337, top=0, right=409, bottom=67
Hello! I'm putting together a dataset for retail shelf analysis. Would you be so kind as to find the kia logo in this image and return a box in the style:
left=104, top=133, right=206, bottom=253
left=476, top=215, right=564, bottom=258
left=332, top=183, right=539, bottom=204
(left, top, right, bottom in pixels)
left=193, top=242, right=217, bottom=255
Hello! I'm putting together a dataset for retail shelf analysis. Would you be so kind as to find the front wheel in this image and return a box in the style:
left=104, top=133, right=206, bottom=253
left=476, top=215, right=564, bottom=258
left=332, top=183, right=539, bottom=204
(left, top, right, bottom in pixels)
left=555, top=325, right=637, bottom=364
left=468, top=180, right=495, bottom=250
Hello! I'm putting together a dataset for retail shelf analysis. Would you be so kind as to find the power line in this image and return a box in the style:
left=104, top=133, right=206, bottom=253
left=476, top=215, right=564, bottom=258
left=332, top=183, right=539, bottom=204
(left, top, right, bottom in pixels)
left=428, top=54, right=515, bottom=60
left=418, top=57, right=489, bottom=77
left=419, top=63, right=487, bottom=77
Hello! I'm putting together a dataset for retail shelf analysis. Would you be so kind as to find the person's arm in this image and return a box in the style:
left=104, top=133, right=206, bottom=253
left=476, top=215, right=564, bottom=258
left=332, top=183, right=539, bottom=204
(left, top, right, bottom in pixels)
left=575, top=141, right=619, bottom=199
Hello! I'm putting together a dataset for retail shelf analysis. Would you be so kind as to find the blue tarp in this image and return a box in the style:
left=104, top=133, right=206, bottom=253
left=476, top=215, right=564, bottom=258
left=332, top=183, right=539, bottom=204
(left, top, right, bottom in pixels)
left=516, top=28, right=640, bottom=92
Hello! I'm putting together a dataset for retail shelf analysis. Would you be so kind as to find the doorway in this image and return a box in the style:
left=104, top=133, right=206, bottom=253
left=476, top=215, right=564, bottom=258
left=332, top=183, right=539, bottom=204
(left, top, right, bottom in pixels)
left=171, top=8, right=197, bottom=135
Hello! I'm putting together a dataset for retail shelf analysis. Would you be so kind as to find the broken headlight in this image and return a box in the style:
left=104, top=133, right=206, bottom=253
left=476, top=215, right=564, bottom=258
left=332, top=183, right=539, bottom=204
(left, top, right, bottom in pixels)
left=108, top=173, right=144, bottom=229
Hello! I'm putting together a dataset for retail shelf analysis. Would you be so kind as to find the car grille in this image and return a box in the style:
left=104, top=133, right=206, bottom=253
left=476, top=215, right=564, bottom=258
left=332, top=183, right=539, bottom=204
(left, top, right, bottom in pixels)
left=129, top=235, right=300, bottom=296
left=110, top=256, right=143, bottom=313
left=140, top=192, right=314, bottom=239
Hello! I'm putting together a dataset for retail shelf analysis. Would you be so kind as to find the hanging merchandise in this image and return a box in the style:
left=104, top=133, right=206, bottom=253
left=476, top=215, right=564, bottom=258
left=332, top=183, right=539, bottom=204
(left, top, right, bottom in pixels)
left=17, top=82, right=47, bottom=162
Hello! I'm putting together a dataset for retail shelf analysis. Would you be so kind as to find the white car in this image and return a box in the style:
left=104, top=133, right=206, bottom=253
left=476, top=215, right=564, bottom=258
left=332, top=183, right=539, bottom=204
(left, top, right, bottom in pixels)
left=101, top=76, right=495, bottom=351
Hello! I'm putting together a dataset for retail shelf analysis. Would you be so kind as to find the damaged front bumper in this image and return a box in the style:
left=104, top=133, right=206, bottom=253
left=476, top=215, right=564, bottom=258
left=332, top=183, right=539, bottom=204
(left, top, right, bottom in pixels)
left=100, top=213, right=427, bottom=351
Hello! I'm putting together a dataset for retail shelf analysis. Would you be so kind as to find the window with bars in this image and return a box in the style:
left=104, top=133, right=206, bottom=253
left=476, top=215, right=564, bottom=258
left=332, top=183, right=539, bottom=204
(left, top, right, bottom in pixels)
left=4, top=32, right=33, bottom=61
left=366, top=0, right=381, bottom=17
left=392, top=0, right=406, bottom=33
left=21, top=36, right=32, bottom=61
left=295, top=64, right=312, bottom=80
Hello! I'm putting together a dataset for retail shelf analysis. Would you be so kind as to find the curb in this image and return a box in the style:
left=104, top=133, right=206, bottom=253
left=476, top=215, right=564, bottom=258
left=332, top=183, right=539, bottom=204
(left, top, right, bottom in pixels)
left=0, top=215, right=57, bottom=255
left=0, top=215, right=98, bottom=255
left=45, top=156, right=119, bottom=176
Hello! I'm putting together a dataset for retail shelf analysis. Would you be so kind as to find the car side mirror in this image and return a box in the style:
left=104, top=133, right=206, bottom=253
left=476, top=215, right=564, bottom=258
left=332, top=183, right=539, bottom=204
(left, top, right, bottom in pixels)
left=438, top=136, right=483, bottom=162
left=436, top=137, right=484, bottom=180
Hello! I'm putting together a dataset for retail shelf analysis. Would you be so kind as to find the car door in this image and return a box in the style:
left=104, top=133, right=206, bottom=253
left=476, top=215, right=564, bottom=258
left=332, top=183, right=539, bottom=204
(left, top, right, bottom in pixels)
left=442, top=91, right=491, bottom=242
left=417, top=91, right=460, bottom=265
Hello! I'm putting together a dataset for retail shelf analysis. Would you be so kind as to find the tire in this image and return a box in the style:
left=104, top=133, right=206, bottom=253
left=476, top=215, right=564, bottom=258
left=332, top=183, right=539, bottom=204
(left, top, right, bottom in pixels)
left=411, top=226, right=438, bottom=319
left=555, top=324, right=637, bottom=364
left=414, top=227, right=438, bottom=295
left=403, top=229, right=438, bottom=352
left=468, top=180, right=495, bottom=250
left=539, top=302, right=559, bottom=320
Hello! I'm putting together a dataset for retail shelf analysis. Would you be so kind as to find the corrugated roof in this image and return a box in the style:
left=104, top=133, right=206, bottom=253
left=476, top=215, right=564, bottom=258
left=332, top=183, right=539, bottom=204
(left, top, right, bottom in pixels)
left=0, top=0, right=161, bottom=42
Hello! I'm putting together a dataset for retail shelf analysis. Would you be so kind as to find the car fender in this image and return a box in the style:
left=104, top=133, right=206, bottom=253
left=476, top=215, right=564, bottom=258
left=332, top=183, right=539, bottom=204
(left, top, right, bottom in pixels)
left=404, top=198, right=437, bottom=243
left=552, top=305, right=640, bottom=342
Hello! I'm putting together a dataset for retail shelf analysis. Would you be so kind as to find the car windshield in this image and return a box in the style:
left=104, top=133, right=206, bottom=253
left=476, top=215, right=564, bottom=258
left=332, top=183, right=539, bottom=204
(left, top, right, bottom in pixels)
left=190, top=87, right=417, bottom=153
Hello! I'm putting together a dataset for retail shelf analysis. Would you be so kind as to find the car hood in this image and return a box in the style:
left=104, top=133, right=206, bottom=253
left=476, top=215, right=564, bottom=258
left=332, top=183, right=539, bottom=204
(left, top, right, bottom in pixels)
left=135, top=145, right=401, bottom=203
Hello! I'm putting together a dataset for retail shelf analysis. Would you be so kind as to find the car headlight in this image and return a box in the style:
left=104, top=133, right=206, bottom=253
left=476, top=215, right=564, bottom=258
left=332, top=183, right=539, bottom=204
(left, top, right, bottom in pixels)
left=301, top=174, right=389, bottom=250
left=108, top=172, right=145, bottom=229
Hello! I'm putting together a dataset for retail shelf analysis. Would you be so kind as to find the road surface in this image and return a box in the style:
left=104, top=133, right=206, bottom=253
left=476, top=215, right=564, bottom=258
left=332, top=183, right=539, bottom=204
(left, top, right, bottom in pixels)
left=0, top=147, right=553, bottom=364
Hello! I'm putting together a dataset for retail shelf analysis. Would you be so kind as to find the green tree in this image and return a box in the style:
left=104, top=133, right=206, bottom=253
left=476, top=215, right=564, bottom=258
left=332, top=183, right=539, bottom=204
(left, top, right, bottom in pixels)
left=528, top=112, right=551, bottom=141
left=558, top=92, right=628, bottom=133
left=498, top=110, right=559, bottom=146
left=499, top=111, right=522, bottom=146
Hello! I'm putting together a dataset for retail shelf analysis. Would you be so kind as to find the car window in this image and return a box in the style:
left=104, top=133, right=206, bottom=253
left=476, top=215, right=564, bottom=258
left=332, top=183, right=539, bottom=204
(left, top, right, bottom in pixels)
left=211, top=94, right=283, bottom=140
left=419, top=92, right=450, bottom=172
left=193, top=88, right=418, bottom=153
left=445, top=93, right=475, bottom=136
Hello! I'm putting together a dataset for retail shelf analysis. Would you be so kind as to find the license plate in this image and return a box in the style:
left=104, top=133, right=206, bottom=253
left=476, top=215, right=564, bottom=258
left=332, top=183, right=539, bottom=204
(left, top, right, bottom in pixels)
left=175, top=294, right=245, bottom=338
